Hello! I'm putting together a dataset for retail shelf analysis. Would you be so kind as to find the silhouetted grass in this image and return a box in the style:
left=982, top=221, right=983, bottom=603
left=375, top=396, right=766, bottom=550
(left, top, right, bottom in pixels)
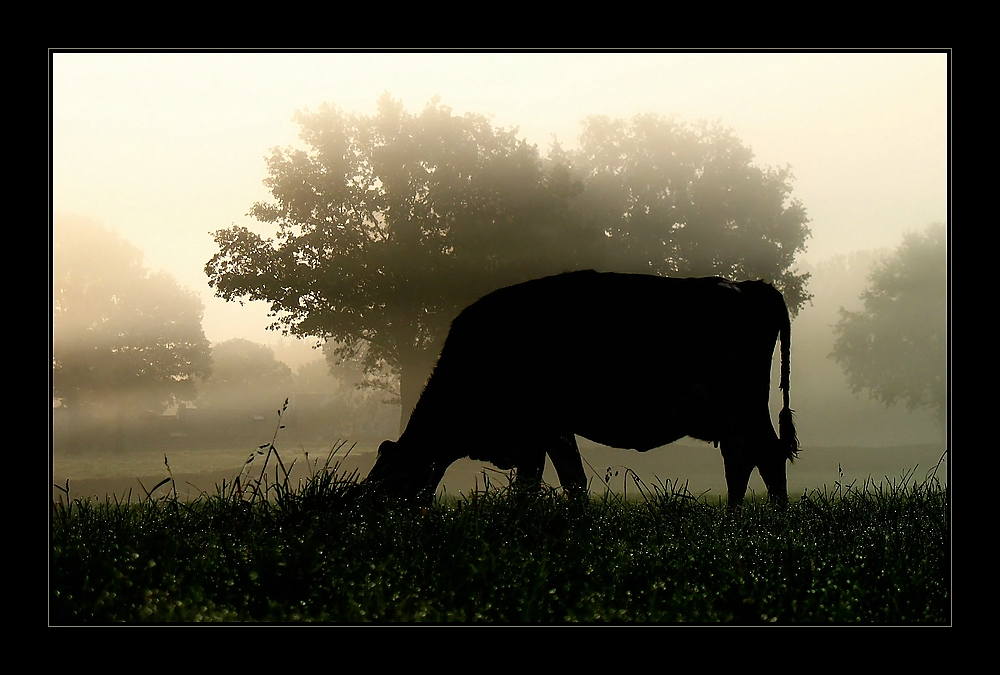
left=50, top=443, right=949, bottom=624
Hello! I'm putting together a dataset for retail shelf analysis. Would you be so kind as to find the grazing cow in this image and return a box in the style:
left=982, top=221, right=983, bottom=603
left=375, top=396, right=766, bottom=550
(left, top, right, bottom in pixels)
left=365, top=270, right=798, bottom=508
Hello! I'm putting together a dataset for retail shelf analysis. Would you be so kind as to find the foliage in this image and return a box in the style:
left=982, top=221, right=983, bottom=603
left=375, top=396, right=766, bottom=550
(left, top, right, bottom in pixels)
left=830, top=223, right=947, bottom=429
left=51, top=456, right=948, bottom=624
left=206, top=95, right=589, bottom=424
left=293, top=357, right=345, bottom=395
left=287, top=358, right=397, bottom=440
left=53, top=217, right=212, bottom=415
left=206, top=96, right=812, bottom=428
left=563, top=114, right=811, bottom=312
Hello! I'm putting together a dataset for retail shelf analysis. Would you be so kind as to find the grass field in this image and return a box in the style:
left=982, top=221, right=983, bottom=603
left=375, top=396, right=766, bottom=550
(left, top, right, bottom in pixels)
left=50, top=444, right=949, bottom=624
left=52, top=437, right=948, bottom=504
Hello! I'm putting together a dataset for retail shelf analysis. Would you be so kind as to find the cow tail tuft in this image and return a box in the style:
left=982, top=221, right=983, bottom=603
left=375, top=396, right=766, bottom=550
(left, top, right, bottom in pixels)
left=778, top=303, right=799, bottom=461
left=779, top=406, right=798, bottom=462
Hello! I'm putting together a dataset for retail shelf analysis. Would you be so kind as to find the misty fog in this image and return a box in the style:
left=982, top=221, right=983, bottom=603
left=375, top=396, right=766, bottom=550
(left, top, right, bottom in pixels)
left=51, top=53, right=947, bottom=500
left=52, top=223, right=945, bottom=500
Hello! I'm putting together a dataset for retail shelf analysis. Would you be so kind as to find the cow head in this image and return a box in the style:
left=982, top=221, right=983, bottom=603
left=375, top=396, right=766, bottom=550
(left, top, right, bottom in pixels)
left=364, top=439, right=444, bottom=504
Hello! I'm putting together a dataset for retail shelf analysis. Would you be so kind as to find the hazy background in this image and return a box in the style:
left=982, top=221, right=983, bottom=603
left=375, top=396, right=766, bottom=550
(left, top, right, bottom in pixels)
left=50, top=51, right=948, bottom=496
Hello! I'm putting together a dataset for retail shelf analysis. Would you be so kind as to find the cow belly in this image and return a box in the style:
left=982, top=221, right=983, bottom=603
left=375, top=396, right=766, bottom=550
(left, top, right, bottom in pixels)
left=564, top=376, right=763, bottom=452
left=576, top=428, right=688, bottom=452
left=569, top=398, right=694, bottom=452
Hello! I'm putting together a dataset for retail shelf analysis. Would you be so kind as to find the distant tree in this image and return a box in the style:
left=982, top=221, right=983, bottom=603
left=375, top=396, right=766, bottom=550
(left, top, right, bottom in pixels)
left=293, top=348, right=383, bottom=401
left=53, top=217, right=212, bottom=417
left=830, top=223, right=947, bottom=430
left=197, top=338, right=293, bottom=410
left=206, top=96, right=812, bottom=433
left=293, top=352, right=395, bottom=427
left=293, top=357, right=345, bottom=395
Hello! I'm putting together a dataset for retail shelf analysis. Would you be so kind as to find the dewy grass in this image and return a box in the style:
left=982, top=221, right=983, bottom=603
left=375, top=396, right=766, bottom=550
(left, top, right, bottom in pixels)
left=50, top=415, right=948, bottom=623
left=50, top=456, right=949, bottom=624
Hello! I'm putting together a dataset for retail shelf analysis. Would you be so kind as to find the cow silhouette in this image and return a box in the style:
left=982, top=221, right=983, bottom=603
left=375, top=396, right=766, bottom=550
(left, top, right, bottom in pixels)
left=365, top=270, right=798, bottom=508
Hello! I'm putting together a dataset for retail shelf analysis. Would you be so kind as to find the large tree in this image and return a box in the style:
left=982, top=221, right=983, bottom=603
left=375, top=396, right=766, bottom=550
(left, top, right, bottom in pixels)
left=830, top=223, right=947, bottom=430
left=207, top=95, right=591, bottom=429
left=53, top=217, right=212, bottom=448
left=207, top=97, right=811, bottom=432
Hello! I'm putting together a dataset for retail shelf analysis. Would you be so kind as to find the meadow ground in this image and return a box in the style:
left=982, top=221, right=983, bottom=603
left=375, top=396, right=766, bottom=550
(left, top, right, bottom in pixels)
left=50, top=441, right=949, bottom=624
left=52, top=438, right=947, bottom=505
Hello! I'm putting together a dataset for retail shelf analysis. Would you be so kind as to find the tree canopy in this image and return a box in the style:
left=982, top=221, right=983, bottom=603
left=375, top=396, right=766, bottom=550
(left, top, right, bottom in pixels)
left=563, top=114, right=811, bottom=312
left=830, top=223, right=947, bottom=430
left=206, top=95, right=812, bottom=430
left=53, top=216, right=212, bottom=415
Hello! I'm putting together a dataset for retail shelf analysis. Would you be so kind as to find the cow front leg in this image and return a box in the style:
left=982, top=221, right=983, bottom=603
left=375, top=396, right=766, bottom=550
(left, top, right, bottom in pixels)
left=513, top=447, right=546, bottom=490
left=547, top=434, right=588, bottom=495
left=721, top=441, right=754, bottom=512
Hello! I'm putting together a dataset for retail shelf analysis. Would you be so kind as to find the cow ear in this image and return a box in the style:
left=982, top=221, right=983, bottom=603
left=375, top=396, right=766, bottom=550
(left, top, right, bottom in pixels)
left=376, top=439, right=397, bottom=458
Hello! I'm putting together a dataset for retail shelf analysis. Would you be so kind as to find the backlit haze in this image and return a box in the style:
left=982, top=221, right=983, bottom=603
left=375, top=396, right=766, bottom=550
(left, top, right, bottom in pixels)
left=52, top=51, right=947, bottom=356
left=51, top=52, right=949, bottom=493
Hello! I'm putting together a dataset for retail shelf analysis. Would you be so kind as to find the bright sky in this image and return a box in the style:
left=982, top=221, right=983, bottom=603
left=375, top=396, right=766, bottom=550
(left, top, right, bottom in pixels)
left=51, top=51, right=949, bottom=349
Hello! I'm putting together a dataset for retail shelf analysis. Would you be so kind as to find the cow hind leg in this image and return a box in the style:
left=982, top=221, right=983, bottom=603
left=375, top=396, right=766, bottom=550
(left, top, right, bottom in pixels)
left=756, top=439, right=790, bottom=508
left=721, top=440, right=754, bottom=512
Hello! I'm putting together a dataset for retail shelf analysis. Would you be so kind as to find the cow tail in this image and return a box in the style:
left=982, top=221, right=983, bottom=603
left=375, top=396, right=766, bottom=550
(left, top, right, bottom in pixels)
left=778, top=303, right=799, bottom=461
